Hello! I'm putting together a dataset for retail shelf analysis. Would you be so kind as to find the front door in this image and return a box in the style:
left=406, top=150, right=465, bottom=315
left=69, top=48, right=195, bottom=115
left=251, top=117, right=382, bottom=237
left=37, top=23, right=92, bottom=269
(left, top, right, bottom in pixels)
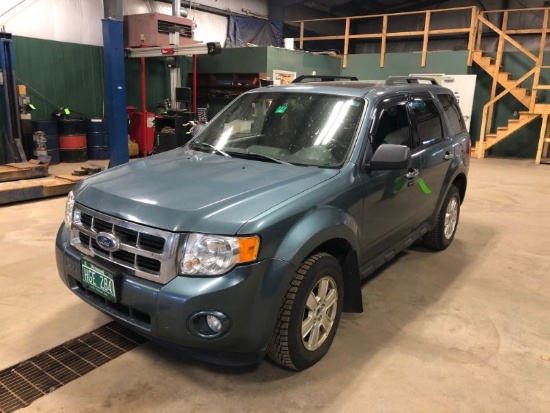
left=358, top=96, right=423, bottom=265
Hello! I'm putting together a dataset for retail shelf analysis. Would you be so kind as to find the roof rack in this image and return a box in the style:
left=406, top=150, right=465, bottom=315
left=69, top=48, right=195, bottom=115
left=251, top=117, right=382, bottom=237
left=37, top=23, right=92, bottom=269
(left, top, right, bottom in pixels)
left=385, top=76, right=438, bottom=86
left=292, top=75, right=359, bottom=83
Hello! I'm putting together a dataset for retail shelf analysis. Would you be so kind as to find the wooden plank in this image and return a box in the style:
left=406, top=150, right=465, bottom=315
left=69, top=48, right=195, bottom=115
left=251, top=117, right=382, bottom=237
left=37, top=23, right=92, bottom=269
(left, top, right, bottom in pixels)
left=484, top=7, right=550, bottom=13
left=0, top=174, right=86, bottom=205
left=467, top=6, right=479, bottom=66
left=386, top=31, right=424, bottom=37
left=380, top=15, right=388, bottom=68
left=535, top=104, right=550, bottom=114
left=0, top=162, right=49, bottom=183
left=349, top=34, right=383, bottom=40
left=427, top=28, right=470, bottom=35
left=343, top=17, right=350, bottom=68
left=486, top=11, right=508, bottom=137
left=299, top=22, right=304, bottom=50
left=531, top=9, right=549, bottom=113
left=421, top=12, right=431, bottom=67
left=300, top=35, right=345, bottom=42
left=504, top=29, right=550, bottom=35
left=535, top=114, right=549, bottom=164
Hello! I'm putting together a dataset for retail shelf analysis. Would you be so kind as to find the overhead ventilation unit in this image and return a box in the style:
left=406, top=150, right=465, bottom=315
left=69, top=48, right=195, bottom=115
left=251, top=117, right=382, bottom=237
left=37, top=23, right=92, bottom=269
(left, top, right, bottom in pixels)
left=124, top=13, right=197, bottom=47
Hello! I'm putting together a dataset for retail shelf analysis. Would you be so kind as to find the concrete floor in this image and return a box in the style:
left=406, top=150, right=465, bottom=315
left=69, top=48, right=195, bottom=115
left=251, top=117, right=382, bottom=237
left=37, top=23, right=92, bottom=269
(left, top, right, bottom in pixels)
left=1, top=158, right=549, bottom=412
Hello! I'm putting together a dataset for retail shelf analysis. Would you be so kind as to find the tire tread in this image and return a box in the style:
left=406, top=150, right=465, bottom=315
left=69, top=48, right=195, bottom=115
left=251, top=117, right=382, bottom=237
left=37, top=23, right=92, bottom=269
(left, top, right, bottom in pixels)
left=267, top=252, right=330, bottom=370
left=422, top=185, right=460, bottom=250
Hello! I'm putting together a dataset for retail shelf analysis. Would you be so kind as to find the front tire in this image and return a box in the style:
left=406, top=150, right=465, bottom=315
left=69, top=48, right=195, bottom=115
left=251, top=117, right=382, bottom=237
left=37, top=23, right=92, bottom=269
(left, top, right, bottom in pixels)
left=268, top=253, right=343, bottom=371
left=422, top=185, right=461, bottom=250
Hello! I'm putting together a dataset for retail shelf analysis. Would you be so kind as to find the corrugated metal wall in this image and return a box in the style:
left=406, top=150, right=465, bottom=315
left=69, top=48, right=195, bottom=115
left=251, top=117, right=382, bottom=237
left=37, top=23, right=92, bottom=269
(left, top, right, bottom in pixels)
left=13, top=36, right=105, bottom=120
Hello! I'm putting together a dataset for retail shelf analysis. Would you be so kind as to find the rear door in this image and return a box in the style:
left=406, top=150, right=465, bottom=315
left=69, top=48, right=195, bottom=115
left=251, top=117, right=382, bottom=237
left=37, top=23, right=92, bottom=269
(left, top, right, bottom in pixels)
left=408, top=92, right=451, bottom=223
left=358, top=95, right=423, bottom=263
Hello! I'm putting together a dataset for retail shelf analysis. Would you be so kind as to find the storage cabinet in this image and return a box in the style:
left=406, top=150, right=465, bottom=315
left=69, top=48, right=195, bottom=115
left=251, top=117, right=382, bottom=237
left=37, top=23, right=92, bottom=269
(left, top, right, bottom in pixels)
left=154, top=112, right=194, bottom=153
left=188, top=72, right=268, bottom=117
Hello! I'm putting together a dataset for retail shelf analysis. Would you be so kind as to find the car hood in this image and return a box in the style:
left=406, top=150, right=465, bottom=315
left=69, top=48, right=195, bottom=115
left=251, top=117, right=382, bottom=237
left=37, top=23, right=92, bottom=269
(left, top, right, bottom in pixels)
left=75, top=148, right=339, bottom=234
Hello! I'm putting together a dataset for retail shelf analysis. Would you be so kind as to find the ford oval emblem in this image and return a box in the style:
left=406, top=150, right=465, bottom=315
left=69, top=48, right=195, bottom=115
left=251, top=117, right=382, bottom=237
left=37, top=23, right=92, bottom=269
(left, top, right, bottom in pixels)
left=96, top=232, right=120, bottom=252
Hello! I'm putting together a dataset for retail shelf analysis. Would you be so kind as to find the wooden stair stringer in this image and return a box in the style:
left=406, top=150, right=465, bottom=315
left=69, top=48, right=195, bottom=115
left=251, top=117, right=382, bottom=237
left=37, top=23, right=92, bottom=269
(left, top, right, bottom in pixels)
left=472, top=50, right=532, bottom=108
left=484, top=112, right=540, bottom=150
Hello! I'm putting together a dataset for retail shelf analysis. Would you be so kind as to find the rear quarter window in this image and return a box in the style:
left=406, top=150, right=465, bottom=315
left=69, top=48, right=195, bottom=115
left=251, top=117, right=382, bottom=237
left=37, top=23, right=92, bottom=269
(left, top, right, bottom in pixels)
left=410, top=98, right=443, bottom=147
left=437, top=93, right=467, bottom=135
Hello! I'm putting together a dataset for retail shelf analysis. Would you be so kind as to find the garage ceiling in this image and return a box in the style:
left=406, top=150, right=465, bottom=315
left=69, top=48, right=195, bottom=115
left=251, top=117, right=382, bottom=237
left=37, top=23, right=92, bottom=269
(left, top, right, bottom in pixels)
left=287, top=0, right=478, bottom=17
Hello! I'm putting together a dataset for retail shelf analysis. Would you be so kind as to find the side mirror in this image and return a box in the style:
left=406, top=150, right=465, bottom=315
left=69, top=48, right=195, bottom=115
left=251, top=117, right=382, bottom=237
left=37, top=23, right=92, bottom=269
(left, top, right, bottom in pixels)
left=365, top=144, right=411, bottom=170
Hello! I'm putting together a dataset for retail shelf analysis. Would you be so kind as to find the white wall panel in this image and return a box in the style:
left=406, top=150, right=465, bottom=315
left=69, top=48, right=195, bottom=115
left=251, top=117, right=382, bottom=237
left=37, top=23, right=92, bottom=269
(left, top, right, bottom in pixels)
left=1, top=0, right=104, bottom=46
left=1, top=0, right=246, bottom=47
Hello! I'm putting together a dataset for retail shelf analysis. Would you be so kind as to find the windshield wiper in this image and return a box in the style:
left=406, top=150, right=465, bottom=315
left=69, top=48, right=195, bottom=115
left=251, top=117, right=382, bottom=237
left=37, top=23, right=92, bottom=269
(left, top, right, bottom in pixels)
left=228, top=151, right=291, bottom=165
left=191, top=142, right=231, bottom=157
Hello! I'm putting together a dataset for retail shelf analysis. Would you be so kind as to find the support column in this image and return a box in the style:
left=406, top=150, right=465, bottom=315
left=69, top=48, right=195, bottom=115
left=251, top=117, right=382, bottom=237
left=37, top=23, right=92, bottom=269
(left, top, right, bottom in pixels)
left=102, top=18, right=129, bottom=167
left=169, top=0, right=181, bottom=105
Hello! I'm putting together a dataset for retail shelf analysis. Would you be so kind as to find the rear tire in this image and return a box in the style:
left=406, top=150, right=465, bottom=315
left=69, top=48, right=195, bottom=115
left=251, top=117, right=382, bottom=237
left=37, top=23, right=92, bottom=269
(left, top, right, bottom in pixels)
left=422, top=185, right=461, bottom=251
left=267, top=253, right=343, bottom=371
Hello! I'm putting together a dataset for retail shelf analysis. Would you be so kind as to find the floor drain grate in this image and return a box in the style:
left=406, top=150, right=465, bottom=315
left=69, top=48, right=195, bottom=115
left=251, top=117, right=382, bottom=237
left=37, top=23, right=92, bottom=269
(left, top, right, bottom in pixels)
left=0, top=322, right=147, bottom=413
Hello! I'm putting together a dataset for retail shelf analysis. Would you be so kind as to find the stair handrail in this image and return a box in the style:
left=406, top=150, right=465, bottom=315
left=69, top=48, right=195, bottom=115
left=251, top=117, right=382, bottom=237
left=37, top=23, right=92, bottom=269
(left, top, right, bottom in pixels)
left=476, top=14, right=538, bottom=63
left=478, top=67, right=537, bottom=154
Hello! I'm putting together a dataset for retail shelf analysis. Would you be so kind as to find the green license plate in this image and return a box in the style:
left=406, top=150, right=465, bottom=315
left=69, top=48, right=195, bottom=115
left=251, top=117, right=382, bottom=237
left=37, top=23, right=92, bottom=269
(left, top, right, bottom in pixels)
left=81, top=260, right=117, bottom=302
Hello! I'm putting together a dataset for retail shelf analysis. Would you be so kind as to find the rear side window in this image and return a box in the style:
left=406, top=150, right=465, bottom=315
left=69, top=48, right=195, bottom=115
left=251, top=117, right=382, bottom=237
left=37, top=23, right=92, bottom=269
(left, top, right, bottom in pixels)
left=437, top=94, right=467, bottom=135
left=410, top=98, right=443, bottom=146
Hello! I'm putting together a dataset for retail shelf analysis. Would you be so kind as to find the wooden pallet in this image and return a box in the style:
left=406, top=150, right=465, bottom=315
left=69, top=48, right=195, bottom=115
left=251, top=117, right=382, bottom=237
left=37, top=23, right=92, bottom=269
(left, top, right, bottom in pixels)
left=0, top=174, right=86, bottom=205
left=0, top=161, right=49, bottom=183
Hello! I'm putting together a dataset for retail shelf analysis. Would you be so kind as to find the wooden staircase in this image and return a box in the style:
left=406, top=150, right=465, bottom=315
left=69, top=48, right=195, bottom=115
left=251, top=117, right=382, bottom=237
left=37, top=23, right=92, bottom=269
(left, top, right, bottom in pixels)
left=469, top=9, right=550, bottom=161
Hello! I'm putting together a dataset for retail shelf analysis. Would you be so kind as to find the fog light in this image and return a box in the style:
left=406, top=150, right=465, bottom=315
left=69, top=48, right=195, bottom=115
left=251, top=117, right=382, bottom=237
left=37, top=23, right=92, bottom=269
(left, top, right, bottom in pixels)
left=206, top=315, right=222, bottom=333
left=188, top=310, right=231, bottom=339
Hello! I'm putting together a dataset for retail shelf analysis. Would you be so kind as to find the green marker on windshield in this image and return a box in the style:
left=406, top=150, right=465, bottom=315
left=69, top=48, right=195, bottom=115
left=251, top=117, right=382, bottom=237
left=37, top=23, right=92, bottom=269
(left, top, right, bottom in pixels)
left=275, top=105, right=287, bottom=114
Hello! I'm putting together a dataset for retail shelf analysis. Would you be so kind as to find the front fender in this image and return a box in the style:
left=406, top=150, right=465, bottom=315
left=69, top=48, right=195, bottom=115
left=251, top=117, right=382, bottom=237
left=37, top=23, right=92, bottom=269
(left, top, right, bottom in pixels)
left=272, top=206, right=360, bottom=266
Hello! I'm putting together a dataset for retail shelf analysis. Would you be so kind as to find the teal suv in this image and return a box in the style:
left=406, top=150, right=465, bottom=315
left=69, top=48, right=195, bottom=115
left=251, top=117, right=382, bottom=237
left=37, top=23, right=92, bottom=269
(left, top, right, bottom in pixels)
left=56, top=77, right=470, bottom=370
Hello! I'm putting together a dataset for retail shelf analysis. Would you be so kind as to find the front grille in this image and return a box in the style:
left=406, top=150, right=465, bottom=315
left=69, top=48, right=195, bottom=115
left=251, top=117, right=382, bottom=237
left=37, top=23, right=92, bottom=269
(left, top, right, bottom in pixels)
left=70, top=205, right=180, bottom=284
left=81, top=211, right=165, bottom=252
left=115, top=226, right=138, bottom=245
left=137, top=256, right=161, bottom=272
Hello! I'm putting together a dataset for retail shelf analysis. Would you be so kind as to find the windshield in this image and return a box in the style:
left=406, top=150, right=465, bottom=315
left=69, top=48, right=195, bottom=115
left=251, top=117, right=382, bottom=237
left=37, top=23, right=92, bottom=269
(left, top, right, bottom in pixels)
left=190, top=91, right=365, bottom=167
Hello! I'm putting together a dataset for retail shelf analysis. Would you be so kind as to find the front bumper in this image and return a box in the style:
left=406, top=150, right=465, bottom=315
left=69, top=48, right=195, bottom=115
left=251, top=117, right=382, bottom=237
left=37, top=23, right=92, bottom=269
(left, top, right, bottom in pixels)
left=55, top=225, right=297, bottom=365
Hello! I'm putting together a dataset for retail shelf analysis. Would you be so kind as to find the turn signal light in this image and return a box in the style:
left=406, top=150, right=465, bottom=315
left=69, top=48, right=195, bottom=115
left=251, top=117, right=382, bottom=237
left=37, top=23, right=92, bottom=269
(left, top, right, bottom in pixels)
left=238, top=236, right=260, bottom=263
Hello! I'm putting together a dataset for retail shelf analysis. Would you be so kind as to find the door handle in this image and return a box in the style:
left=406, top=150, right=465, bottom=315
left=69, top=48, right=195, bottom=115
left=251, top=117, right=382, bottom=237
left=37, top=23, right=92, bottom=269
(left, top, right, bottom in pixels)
left=444, top=152, right=454, bottom=160
left=404, top=168, right=419, bottom=179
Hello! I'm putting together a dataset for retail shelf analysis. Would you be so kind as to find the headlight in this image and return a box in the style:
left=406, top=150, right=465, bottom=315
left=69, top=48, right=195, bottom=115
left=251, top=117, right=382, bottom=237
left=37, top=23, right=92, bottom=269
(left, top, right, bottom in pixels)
left=64, top=191, right=75, bottom=229
left=180, top=233, right=260, bottom=276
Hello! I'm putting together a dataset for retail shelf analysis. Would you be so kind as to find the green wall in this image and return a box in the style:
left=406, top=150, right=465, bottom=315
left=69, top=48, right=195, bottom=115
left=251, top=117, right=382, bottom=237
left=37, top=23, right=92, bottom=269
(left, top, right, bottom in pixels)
left=12, top=36, right=189, bottom=118
left=196, top=48, right=268, bottom=73
left=266, top=48, right=341, bottom=79
left=341, top=51, right=470, bottom=79
left=13, top=36, right=104, bottom=120
left=195, top=47, right=341, bottom=80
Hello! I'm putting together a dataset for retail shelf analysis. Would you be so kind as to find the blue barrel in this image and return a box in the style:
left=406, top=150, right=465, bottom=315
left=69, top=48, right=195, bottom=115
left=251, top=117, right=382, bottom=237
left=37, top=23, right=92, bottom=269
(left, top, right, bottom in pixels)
left=86, top=118, right=109, bottom=160
left=32, top=120, right=60, bottom=165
